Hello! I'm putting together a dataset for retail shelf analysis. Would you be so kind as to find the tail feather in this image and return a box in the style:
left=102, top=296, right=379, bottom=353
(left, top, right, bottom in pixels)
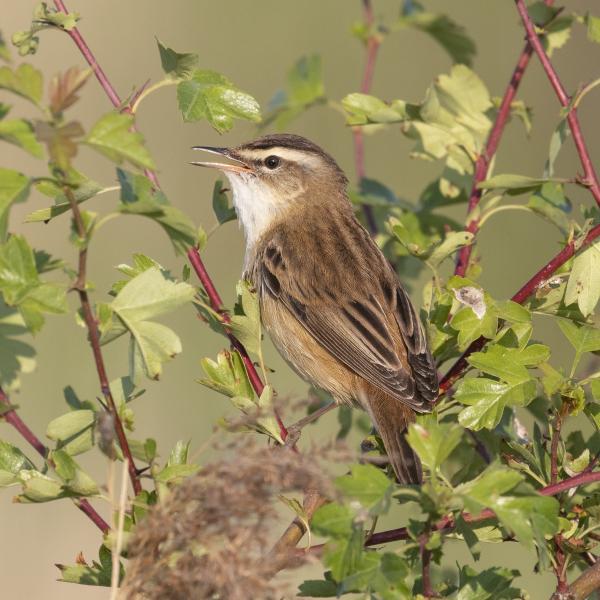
left=366, top=391, right=422, bottom=484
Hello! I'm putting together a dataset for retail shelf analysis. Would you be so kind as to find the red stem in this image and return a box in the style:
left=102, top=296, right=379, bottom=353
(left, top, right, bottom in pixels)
left=52, top=0, right=160, bottom=189
left=0, top=387, right=109, bottom=533
left=455, top=0, right=555, bottom=277
left=515, top=0, right=600, bottom=207
left=354, top=0, right=380, bottom=234
left=187, top=247, right=289, bottom=441
left=440, top=223, right=600, bottom=393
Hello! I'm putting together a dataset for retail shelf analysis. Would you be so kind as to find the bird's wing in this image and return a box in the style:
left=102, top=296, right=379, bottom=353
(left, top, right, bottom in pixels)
left=257, top=236, right=438, bottom=411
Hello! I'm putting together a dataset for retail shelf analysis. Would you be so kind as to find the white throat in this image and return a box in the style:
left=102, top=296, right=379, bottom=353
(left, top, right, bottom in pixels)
left=225, top=173, right=283, bottom=265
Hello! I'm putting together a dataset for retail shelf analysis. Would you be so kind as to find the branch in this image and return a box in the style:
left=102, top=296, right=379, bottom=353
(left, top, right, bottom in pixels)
left=0, top=386, right=109, bottom=533
left=560, top=560, right=600, bottom=600
left=515, top=0, right=600, bottom=207
left=440, top=223, right=600, bottom=393
left=53, top=0, right=160, bottom=189
left=455, top=0, right=555, bottom=277
left=353, top=0, right=381, bottom=234
left=420, top=530, right=436, bottom=597
left=64, top=187, right=142, bottom=496
left=187, top=247, right=289, bottom=440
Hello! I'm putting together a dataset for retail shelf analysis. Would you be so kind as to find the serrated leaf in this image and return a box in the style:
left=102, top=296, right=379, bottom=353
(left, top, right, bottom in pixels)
left=297, top=579, right=337, bottom=597
left=565, top=240, right=600, bottom=317
left=342, top=93, right=409, bottom=126
left=199, top=350, right=254, bottom=399
left=157, top=39, right=198, bottom=79
left=450, top=303, right=498, bottom=350
left=456, top=378, right=537, bottom=430
left=49, top=66, right=91, bottom=116
left=0, top=119, right=43, bottom=157
left=57, top=546, right=119, bottom=586
left=558, top=319, right=600, bottom=353
left=32, top=2, right=79, bottom=31
left=0, top=302, right=35, bottom=392
left=229, top=280, right=261, bottom=356
left=110, top=267, right=194, bottom=381
left=177, top=69, right=261, bottom=133
left=85, top=112, right=155, bottom=170
left=16, top=469, right=64, bottom=502
left=587, top=14, right=600, bottom=44
left=117, top=169, right=199, bottom=254
left=35, top=120, right=84, bottom=170
left=456, top=565, right=521, bottom=600
left=0, top=63, right=42, bottom=105
left=154, top=463, right=199, bottom=484
left=211, top=179, right=236, bottom=224
left=428, top=230, right=473, bottom=267
left=527, top=182, right=571, bottom=233
left=544, top=119, right=569, bottom=178
left=477, top=174, right=554, bottom=192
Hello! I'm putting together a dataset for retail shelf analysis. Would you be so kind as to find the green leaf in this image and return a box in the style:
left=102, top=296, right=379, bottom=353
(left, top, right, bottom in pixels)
left=109, top=267, right=195, bottom=382
left=156, top=39, right=198, bottom=79
left=0, top=119, right=43, bottom=157
left=395, top=12, right=476, bottom=66
left=544, top=119, right=569, bottom=178
left=406, top=417, right=462, bottom=473
left=0, top=63, right=42, bottom=105
left=0, top=168, right=29, bottom=240
left=565, top=240, right=600, bottom=317
left=312, top=502, right=354, bottom=538
left=0, top=439, right=35, bottom=486
left=324, top=528, right=365, bottom=583
left=154, top=463, right=199, bottom=484
left=456, top=565, right=521, bottom=600
left=477, top=174, right=555, bottom=192
left=16, top=469, right=64, bottom=502
left=177, top=70, right=261, bottom=133
left=229, top=280, right=261, bottom=356
left=335, top=464, right=392, bottom=514
left=456, top=378, right=537, bottom=431
left=0, top=302, right=36, bottom=392
left=428, top=230, right=474, bottom=267
left=32, top=2, right=80, bottom=31
left=527, top=182, right=571, bottom=233
left=450, top=303, right=498, bottom=351
left=199, top=350, right=254, bottom=399
left=0, top=31, right=10, bottom=63
left=25, top=178, right=104, bottom=223
left=46, top=409, right=95, bottom=456
left=52, top=449, right=98, bottom=496
left=0, top=235, right=67, bottom=333
left=85, top=112, right=155, bottom=170
left=297, top=580, right=337, bottom=597
left=211, top=179, right=236, bottom=224
left=558, top=319, right=600, bottom=354
left=117, top=169, right=199, bottom=254
left=57, top=546, right=119, bottom=586
left=587, top=14, right=600, bottom=44
left=342, top=93, right=410, bottom=126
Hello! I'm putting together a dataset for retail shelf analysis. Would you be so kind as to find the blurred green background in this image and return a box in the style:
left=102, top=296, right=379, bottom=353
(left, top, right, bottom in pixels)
left=2, top=1, right=600, bottom=598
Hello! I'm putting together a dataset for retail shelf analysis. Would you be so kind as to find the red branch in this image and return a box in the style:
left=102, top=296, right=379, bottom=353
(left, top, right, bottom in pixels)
left=455, top=0, right=554, bottom=277
left=53, top=0, right=160, bottom=189
left=353, top=0, right=380, bottom=234
left=515, top=0, right=600, bottom=207
left=0, top=387, right=109, bottom=533
left=187, top=247, right=288, bottom=441
left=440, top=223, right=600, bottom=393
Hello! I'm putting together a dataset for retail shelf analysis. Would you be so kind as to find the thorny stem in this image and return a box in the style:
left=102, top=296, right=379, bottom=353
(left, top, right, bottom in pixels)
left=515, top=0, right=600, bottom=207
left=52, top=0, right=160, bottom=189
left=353, top=0, right=380, bottom=234
left=0, top=387, right=109, bottom=533
left=64, top=186, right=142, bottom=496
left=454, top=0, right=554, bottom=277
left=440, top=223, right=600, bottom=393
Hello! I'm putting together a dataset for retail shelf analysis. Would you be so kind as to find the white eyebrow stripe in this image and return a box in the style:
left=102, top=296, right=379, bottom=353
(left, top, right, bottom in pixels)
left=241, top=147, right=322, bottom=168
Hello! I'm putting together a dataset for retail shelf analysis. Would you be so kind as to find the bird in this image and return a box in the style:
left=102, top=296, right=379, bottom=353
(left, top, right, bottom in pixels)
left=192, top=134, right=438, bottom=484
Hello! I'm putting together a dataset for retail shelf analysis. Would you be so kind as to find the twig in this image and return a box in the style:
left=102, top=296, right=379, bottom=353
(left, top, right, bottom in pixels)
left=0, top=386, right=109, bottom=533
left=454, top=0, right=555, bottom=276
left=353, top=0, right=380, bottom=234
left=560, top=560, right=600, bottom=600
left=550, top=401, right=568, bottom=486
left=420, top=530, right=436, bottom=597
left=64, top=186, right=142, bottom=496
left=52, top=0, right=160, bottom=189
left=515, top=0, right=600, bottom=207
left=440, top=223, right=600, bottom=393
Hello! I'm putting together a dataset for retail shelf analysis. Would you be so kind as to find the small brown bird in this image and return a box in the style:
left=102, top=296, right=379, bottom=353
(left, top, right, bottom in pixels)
left=192, top=134, right=438, bottom=483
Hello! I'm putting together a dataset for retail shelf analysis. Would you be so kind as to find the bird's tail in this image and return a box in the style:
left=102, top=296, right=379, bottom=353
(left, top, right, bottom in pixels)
left=367, top=394, right=422, bottom=485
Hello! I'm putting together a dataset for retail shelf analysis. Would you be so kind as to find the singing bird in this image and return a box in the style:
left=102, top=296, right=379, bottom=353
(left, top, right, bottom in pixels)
left=192, top=134, right=438, bottom=483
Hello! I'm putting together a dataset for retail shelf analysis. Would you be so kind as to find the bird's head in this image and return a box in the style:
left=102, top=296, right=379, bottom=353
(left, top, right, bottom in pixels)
left=191, top=134, right=348, bottom=248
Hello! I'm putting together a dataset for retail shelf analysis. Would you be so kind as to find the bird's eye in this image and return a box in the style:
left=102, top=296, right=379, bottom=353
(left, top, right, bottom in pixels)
left=264, top=155, right=281, bottom=169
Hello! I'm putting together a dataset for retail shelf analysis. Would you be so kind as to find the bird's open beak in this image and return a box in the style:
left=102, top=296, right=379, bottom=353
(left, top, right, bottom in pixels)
left=190, top=146, right=252, bottom=174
